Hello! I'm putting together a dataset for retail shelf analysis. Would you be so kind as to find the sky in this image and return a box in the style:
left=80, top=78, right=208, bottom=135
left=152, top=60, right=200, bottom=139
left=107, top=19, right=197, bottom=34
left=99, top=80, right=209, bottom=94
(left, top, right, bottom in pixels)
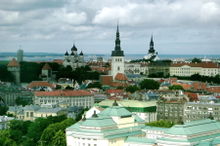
left=0, top=0, right=220, bottom=55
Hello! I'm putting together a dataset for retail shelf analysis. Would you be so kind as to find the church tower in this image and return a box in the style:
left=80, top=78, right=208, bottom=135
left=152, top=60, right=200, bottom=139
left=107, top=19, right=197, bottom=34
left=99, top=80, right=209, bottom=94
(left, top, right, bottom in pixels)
left=111, top=24, right=125, bottom=79
left=148, top=35, right=155, bottom=54
left=7, top=58, right=20, bottom=84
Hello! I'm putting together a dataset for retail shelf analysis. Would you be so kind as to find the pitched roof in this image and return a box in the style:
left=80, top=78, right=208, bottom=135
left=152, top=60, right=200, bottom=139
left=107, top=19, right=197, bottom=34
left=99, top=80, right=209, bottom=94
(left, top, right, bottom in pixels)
left=7, top=58, right=20, bottom=67
left=106, top=89, right=123, bottom=94
left=27, top=81, right=54, bottom=89
left=42, top=63, right=52, bottom=70
left=34, top=90, right=93, bottom=97
left=115, top=73, right=128, bottom=81
left=99, top=106, right=132, bottom=117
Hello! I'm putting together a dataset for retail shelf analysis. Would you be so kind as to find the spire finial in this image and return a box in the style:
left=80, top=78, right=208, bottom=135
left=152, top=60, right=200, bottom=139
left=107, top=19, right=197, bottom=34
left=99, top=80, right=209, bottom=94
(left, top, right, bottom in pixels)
left=112, top=100, right=118, bottom=106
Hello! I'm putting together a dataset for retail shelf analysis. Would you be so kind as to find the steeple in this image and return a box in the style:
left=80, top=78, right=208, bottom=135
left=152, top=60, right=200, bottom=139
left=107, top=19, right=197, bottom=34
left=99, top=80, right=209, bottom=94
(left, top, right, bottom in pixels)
left=111, top=24, right=124, bottom=56
left=71, top=43, right=77, bottom=52
left=148, top=35, right=155, bottom=54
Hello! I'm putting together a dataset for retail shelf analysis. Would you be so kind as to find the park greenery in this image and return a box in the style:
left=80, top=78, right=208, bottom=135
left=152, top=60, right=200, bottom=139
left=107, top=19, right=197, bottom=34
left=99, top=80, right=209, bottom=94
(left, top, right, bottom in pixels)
left=0, top=115, right=75, bottom=146
left=169, top=85, right=184, bottom=90
left=139, top=79, right=160, bottom=90
left=146, top=120, right=174, bottom=128
left=125, top=85, right=140, bottom=93
left=0, top=61, right=102, bottom=84
left=191, top=58, right=202, bottom=63
left=0, top=104, right=8, bottom=116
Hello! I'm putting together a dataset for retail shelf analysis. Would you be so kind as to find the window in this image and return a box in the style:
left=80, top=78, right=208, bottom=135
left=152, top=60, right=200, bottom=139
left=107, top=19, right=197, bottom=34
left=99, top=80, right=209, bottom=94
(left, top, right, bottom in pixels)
left=118, top=66, right=120, bottom=71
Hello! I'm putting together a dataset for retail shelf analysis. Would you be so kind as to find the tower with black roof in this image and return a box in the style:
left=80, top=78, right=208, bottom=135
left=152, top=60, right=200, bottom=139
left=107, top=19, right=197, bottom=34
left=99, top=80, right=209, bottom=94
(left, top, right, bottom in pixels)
left=111, top=24, right=125, bottom=79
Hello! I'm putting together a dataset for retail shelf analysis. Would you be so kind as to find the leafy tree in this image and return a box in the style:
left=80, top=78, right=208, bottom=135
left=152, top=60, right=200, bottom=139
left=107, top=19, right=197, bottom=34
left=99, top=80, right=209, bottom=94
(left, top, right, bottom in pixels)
left=15, top=97, right=29, bottom=106
left=0, top=130, right=17, bottom=146
left=139, top=79, right=160, bottom=90
left=0, top=104, right=8, bottom=115
left=0, top=65, right=14, bottom=82
left=146, top=120, right=174, bottom=128
left=191, top=58, right=202, bottom=63
left=40, top=118, right=75, bottom=146
left=126, top=85, right=139, bottom=93
left=20, top=62, right=42, bottom=82
left=87, top=82, right=102, bottom=89
left=169, top=85, right=184, bottom=90
left=51, top=130, right=66, bottom=146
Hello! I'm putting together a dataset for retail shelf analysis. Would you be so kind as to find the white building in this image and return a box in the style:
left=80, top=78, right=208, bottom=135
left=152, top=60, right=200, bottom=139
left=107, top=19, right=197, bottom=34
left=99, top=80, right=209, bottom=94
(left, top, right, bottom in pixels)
left=66, top=101, right=145, bottom=146
left=0, top=116, right=14, bottom=130
left=34, top=90, right=94, bottom=108
left=170, top=62, right=220, bottom=77
left=125, top=63, right=148, bottom=75
left=111, top=25, right=125, bottom=79
left=63, top=44, right=85, bottom=70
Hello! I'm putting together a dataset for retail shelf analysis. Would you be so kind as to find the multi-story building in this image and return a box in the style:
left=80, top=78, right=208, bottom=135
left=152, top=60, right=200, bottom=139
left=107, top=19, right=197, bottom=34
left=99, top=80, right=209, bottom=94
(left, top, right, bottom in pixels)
left=34, top=90, right=94, bottom=108
left=184, top=101, right=220, bottom=122
left=157, top=93, right=188, bottom=124
left=0, top=84, right=33, bottom=106
left=148, top=60, right=171, bottom=77
left=170, top=62, right=220, bottom=77
left=66, top=102, right=145, bottom=146
left=125, top=62, right=148, bottom=75
left=63, top=44, right=85, bottom=70
left=7, top=104, right=67, bottom=121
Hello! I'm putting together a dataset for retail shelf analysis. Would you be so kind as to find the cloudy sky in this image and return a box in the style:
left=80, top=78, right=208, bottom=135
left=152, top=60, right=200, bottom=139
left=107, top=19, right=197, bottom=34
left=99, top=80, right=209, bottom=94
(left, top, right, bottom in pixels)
left=0, top=0, right=220, bottom=55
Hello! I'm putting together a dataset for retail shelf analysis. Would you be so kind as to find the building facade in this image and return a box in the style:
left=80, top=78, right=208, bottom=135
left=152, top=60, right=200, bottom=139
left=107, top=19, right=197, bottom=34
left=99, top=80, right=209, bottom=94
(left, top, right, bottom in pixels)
left=184, top=101, right=220, bottom=123
left=34, top=90, right=94, bottom=108
left=170, top=62, right=220, bottom=77
left=63, top=44, right=85, bottom=70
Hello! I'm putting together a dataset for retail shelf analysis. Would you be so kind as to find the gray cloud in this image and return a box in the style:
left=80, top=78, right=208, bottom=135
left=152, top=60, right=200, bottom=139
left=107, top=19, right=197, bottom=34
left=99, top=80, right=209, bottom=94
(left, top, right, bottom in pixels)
left=0, top=0, right=220, bottom=55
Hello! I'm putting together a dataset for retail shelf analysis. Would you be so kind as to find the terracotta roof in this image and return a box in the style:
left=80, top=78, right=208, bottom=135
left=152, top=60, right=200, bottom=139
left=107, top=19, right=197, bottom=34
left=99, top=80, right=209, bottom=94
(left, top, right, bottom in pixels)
left=171, top=62, right=220, bottom=68
left=111, top=82, right=128, bottom=87
left=206, top=86, right=220, bottom=93
left=53, top=59, right=64, bottom=64
left=115, top=73, right=128, bottom=81
left=106, top=89, right=123, bottom=94
left=7, top=58, right=20, bottom=67
left=28, top=81, right=54, bottom=89
left=100, top=75, right=113, bottom=86
left=35, top=90, right=93, bottom=97
left=172, top=82, right=192, bottom=90
left=184, top=92, right=198, bottom=101
left=42, top=63, right=52, bottom=70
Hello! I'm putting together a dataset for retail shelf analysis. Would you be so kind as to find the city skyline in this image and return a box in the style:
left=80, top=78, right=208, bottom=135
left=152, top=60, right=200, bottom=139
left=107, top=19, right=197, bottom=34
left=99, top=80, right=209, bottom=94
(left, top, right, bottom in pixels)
left=0, top=0, right=220, bottom=55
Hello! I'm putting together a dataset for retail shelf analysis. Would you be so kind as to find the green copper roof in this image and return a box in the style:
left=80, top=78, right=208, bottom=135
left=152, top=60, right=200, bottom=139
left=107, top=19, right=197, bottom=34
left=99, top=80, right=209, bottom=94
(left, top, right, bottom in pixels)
left=144, top=126, right=168, bottom=132
left=166, top=119, right=220, bottom=135
left=196, top=141, right=211, bottom=146
left=98, top=106, right=132, bottom=117
left=212, top=137, right=220, bottom=145
left=81, top=117, right=116, bottom=127
left=125, top=137, right=155, bottom=144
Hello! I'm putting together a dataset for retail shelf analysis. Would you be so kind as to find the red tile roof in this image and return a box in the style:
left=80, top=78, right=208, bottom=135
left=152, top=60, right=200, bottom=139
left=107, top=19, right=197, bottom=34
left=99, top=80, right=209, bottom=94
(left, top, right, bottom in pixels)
left=172, top=82, right=192, bottom=90
left=53, top=59, right=64, bottom=64
left=184, top=92, right=198, bottom=101
left=28, top=81, right=54, bottom=89
left=42, top=63, right=52, bottom=70
left=100, top=75, right=113, bottom=86
left=106, top=89, right=123, bottom=94
left=171, top=62, right=220, bottom=68
left=206, top=86, right=220, bottom=93
left=115, top=73, right=128, bottom=81
left=35, top=90, right=93, bottom=97
left=7, top=58, right=20, bottom=67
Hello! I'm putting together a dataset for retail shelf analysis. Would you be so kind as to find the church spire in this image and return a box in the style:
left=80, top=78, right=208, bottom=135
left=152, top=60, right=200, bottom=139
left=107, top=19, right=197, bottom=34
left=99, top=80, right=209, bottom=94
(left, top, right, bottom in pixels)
left=111, top=24, right=124, bottom=56
left=148, top=35, right=155, bottom=54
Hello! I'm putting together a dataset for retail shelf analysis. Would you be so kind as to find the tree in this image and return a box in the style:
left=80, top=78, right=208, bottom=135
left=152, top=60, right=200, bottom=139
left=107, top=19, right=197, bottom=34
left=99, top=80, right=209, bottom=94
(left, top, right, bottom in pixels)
left=15, top=97, right=29, bottom=106
left=169, top=85, right=184, bottom=90
left=191, top=58, right=201, bottom=63
left=51, top=130, right=66, bottom=146
left=139, top=79, right=160, bottom=90
left=0, top=65, right=14, bottom=82
left=0, top=104, right=8, bottom=115
left=126, top=85, right=139, bottom=93
left=87, top=82, right=102, bottom=89
left=146, top=120, right=174, bottom=128
left=0, top=130, right=17, bottom=146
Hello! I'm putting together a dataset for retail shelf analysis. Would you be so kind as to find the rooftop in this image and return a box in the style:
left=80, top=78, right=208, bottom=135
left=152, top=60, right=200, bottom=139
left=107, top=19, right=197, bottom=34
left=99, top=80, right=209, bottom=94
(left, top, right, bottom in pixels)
left=35, top=90, right=93, bottom=97
left=7, top=58, right=20, bottom=67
